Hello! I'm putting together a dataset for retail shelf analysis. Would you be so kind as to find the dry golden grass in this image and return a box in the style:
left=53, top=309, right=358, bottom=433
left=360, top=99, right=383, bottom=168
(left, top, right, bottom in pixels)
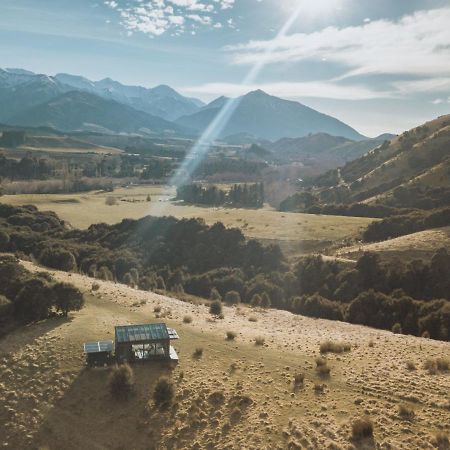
left=1, top=185, right=373, bottom=250
left=0, top=259, right=448, bottom=450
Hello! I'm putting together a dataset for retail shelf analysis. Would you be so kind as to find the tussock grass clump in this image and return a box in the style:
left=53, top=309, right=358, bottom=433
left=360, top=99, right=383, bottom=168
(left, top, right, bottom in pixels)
left=209, top=300, right=222, bottom=316
left=226, top=331, right=237, bottom=341
left=293, top=372, right=305, bottom=386
left=406, top=361, right=416, bottom=371
left=153, top=305, right=161, bottom=313
left=248, top=315, right=257, bottom=322
left=313, top=383, right=325, bottom=393
left=392, top=323, right=402, bottom=334
left=91, top=282, right=100, bottom=291
left=432, top=432, right=449, bottom=449
left=193, top=347, right=203, bottom=358
left=153, top=377, right=175, bottom=409
left=351, top=417, right=374, bottom=441
left=320, top=340, right=351, bottom=354
left=315, top=357, right=331, bottom=377
left=183, top=315, right=193, bottom=324
left=254, top=336, right=265, bottom=346
left=109, top=364, right=134, bottom=400
left=437, top=358, right=449, bottom=372
left=398, top=404, right=415, bottom=420
left=424, top=358, right=449, bottom=374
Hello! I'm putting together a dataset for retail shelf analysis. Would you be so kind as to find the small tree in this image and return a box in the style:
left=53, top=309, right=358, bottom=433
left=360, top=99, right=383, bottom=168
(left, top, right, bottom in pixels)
left=153, top=377, right=175, bottom=408
left=0, top=231, right=10, bottom=251
left=224, top=290, right=241, bottom=305
left=210, top=287, right=222, bottom=301
left=250, top=294, right=261, bottom=307
left=209, top=300, right=222, bottom=316
left=156, top=276, right=166, bottom=290
left=53, top=282, right=85, bottom=316
left=260, top=292, right=271, bottom=308
left=109, top=364, right=134, bottom=400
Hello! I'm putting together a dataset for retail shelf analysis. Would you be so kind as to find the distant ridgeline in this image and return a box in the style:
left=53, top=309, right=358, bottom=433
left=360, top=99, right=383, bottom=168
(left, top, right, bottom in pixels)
left=176, top=183, right=264, bottom=208
left=0, top=203, right=449, bottom=341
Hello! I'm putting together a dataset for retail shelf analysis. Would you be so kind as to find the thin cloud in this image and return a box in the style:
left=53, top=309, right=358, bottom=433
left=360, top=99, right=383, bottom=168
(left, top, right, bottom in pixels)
left=226, top=7, right=450, bottom=80
left=181, top=81, right=393, bottom=101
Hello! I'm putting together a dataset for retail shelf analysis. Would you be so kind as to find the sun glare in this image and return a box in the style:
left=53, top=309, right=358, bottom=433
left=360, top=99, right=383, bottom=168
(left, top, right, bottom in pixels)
left=281, top=0, right=344, bottom=19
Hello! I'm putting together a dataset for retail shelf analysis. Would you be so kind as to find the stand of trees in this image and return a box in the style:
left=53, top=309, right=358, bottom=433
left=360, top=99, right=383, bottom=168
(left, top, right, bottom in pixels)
left=177, top=183, right=264, bottom=208
left=1, top=203, right=448, bottom=341
left=0, top=255, right=84, bottom=335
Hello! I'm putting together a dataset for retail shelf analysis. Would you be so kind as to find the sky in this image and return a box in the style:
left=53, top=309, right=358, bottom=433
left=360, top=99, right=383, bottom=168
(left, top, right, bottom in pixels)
left=1, top=0, right=450, bottom=136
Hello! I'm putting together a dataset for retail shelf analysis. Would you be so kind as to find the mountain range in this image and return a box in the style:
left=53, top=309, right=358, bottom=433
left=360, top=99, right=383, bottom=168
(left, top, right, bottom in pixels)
left=0, top=67, right=366, bottom=141
left=176, top=90, right=365, bottom=141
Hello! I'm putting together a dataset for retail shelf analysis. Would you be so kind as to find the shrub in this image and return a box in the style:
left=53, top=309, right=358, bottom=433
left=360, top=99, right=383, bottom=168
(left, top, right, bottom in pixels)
left=406, top=361, right=416, bottom=371
left=39, top=247, right=77, bottom=272
left=210, top=287, right=222, bottom=301
left=183, top=315, right=193, bottom=324
left=392, top=323, right=402, bottom=334
left=398, top=404, right=415, bottom=420
left=105, top=196, right=117, bottom=206
left=155, top=276, right=166, bottom=290
left=109, top=364, right=134, bottom=400
left=0, top=295, right=13, bottom=321
left=351, top=417, right=374, bottom=440
left=313, top=383, right=325, bottom=393
left=91, top=282, right=100, bottom=291
left=154, top=305, right=161, bottom=313
left=0, top=231, right=10, bottom=251
left=53, top=282, right=84, bottom=316
left=153, top=377, right=175, bottom=408
left=193, top=347, right=203, bottom=358
left=260, top=292, right=271, bottom=308
left=209, top=300, right=222, bottom=316
left=248, top=315, right=257, bottom=322
left=14, top=278, right=56, bottom=324
left=224, top=290, right=241, bottom=305
left=250, top=294, right=261, bottom=307
left=320, top=340, right=351, bottom=354
left=254, top=336, right=265, bottom=346
left=226, top=331, right=237, bottom=340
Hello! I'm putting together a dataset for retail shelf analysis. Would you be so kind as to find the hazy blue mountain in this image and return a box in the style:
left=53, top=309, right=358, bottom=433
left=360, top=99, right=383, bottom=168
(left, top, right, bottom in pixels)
left=55, top=73, right=204, bottom=120
left=0, top=71, right=70, bottom=121
left=176, top=90, right=365, bottom=141
left=7, top=90, right=186, bottom=135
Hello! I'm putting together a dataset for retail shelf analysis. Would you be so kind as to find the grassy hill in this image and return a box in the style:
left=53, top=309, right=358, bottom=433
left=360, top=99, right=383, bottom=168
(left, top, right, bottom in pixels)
left=316, top=115, right=450, bottom=205
left=1, top=260, right=448, bottom=449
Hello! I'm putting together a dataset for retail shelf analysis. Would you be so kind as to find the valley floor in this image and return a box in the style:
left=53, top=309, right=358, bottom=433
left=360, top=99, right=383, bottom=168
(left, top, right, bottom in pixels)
left=0, top=262, right=449, bottom=449
left=0, top=185, right=373, bottom=256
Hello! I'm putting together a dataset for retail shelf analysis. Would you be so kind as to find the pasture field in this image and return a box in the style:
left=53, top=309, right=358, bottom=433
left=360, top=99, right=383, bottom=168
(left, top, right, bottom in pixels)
left=1, top=185, right=374, bottom=254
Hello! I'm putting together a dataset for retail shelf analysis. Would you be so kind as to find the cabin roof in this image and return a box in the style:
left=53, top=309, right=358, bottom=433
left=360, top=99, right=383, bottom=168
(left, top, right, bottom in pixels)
left=83, top=340, right=114, bottom=354
left=115, top=322, right=172, bottom=343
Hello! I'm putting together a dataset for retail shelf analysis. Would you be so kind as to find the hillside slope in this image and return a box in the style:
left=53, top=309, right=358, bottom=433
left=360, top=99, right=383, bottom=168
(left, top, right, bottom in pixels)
left=312, top=115, right=450, bottom=206
left=0, top=260, right=448, bottom=449
left=176, top=90, right=365, bottom=141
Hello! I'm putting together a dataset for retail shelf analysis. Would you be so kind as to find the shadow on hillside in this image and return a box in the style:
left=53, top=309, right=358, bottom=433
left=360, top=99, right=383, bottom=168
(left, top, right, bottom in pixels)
left=35, top=362, right=178, bottom=450
left=0, top=315, right=73, bottom=355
